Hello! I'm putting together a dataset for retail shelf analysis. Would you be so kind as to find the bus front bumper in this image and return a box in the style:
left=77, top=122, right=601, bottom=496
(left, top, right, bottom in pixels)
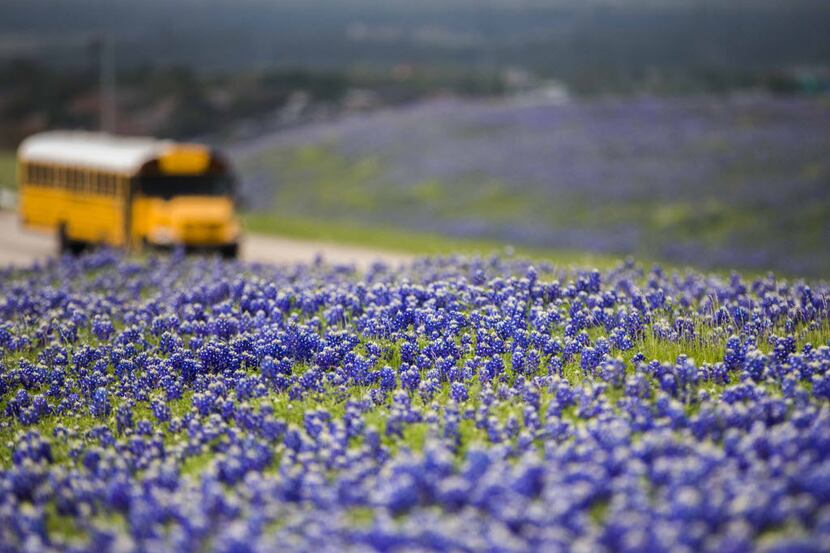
left=144, top=239, right=240, bottom=259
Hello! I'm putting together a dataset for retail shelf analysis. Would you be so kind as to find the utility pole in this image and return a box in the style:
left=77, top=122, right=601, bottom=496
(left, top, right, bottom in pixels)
left=99, top=33, right=116, bottom=133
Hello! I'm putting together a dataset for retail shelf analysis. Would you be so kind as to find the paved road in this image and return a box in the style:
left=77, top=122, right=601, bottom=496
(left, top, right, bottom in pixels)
left=0, top=211, right=412, bottom=270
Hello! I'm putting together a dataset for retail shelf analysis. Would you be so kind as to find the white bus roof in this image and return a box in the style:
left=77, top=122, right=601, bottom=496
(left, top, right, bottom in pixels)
left=18, top=131, right=177, bottom=174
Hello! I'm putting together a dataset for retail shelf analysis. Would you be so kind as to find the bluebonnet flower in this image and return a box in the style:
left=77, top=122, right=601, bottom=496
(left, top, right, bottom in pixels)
left=450, top=382, right=469, bottom=403
left=0, top=252, right=828, bottom=551
left=89, top=387, right=111, bottom=418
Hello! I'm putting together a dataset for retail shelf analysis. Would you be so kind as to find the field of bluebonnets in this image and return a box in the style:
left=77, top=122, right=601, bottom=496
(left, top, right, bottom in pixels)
left=1, top=249, right=830, bottom=552
left=237, top=95, right=830, bottom=277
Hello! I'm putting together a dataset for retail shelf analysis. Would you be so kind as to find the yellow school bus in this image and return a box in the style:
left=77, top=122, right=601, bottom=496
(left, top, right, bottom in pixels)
left=17, top=131, right=241, bottom=258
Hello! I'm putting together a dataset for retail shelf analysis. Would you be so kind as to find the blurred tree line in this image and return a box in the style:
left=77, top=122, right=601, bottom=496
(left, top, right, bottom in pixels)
left=0, top=61, right=506, bottom=148
left=0, top=57, right=826, bottom=149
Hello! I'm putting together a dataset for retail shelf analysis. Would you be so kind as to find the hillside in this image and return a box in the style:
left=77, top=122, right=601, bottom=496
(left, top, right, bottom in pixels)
left=232, top=95, right=830, bottom=277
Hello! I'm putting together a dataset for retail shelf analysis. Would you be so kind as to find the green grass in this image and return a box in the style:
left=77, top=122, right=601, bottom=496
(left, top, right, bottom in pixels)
left=243, top=213, right=624, bottom=270
left=0, top=151, right=15, bottom=190
left=242, top=213, right=785, bottom=283
left=238, top=144, right=827, bottom=278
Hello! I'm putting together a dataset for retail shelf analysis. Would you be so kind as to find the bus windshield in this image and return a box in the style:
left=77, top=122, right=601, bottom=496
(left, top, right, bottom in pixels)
left=139, top=175, right=233, bottom=199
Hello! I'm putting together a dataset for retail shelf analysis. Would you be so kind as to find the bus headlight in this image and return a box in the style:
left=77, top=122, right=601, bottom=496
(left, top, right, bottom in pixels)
left=149, top=227, right=174, bottom=245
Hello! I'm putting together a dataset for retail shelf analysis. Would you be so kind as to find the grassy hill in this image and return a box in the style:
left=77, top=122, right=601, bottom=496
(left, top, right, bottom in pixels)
left=232, top=95, right=830, bottom=278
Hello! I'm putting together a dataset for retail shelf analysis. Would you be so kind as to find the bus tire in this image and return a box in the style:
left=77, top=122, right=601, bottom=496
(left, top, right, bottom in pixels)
left=57, top=224, right=70, bottom=255
left=57, top=223, right=87, bottom=256
left=220, top=242, right=239, bottom=260
left=69, top=240, right=87, bottom=256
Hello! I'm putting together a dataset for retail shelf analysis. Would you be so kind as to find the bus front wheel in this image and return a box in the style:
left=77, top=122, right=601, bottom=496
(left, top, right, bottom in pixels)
left=57, top=224, right=87, bottom=256
left=220, top=242, right=239, bottom=260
